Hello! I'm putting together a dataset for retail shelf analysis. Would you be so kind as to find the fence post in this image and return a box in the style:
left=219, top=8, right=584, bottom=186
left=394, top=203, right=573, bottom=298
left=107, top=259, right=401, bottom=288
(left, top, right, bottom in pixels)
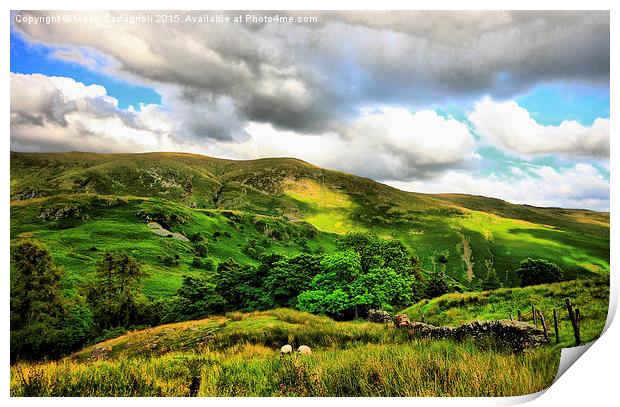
left=532, top=304, right=537, bottom=327
left=566, top=299, right=581, bottom=346
left=553, top=308, right=560, bottom=344
left=517, top=310, right=522, bottom=322
left=575, top=309, right=582, bottom=346
left=537, top=310, right=549, bottom=341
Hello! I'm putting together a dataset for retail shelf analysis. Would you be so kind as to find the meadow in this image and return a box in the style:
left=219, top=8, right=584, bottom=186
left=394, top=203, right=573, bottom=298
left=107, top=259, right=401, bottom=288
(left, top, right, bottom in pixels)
left=11, top=309, right=561, bottom=397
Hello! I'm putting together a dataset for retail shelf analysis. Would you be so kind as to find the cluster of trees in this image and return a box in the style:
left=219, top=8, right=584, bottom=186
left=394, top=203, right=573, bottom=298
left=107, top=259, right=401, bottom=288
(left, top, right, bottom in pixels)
left=168, top=233, right=431, bottom=321
left=10, top=241, right=152, bottom=361
left=10, top=233, right=565, bottom=361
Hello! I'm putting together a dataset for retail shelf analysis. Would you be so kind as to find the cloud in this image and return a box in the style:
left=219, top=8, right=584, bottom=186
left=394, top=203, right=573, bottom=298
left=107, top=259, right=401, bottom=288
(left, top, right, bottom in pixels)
left=387, top=163, right=610, bottom=211
left=10, top=73, right=179, bottom=152
left=203, top=107, right=478, bottom=181
left=12, top=10, right=609, bottom=142
left=469, top=98, right=609, bottom=157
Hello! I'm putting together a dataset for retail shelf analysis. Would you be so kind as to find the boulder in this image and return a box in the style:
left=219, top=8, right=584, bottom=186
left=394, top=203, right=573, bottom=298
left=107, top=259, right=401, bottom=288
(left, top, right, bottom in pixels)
left=367, top=309, right=392, bottom=323
left=394, top=314, right=411, bottom=328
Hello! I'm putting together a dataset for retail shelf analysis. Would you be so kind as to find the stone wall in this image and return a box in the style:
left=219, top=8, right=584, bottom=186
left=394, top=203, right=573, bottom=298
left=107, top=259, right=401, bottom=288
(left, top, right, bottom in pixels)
left=394, top=315, right=548, bottom=352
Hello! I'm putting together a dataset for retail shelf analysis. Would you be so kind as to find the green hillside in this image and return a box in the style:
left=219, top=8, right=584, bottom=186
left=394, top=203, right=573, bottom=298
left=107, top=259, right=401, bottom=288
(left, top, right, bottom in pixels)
left=10, top=151, right=609, bottom=297
left=11, top=308, right=561, bottom=397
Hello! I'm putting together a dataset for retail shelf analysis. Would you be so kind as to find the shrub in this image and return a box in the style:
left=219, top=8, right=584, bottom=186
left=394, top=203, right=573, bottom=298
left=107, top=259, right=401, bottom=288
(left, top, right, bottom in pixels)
left=158, top=254, right=180, bottom=267
left=193, top=243, right=209, bottom=257
left=516, top=258, right=563, bottom=287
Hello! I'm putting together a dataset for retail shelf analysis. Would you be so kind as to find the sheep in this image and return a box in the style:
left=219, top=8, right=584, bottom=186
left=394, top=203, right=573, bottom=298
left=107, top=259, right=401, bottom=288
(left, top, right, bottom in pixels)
left=297, top=345, right=312, bottom=355
left=280, top=344, right=293, bottom=355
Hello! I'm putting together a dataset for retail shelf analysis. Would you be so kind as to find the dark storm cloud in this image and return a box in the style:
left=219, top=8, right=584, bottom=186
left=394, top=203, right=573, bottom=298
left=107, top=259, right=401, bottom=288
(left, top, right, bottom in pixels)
left=13, top=10, right=609, bottom=142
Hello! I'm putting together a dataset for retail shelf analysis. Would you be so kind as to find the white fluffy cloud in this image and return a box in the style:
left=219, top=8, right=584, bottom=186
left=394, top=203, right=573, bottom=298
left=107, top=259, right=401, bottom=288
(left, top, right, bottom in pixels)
left=207, top=108, right=478, bottom=180
left=10, top=73, right=180, bottom=152
left=387, top=163, right=610, bottom=211
left=469, top=98, right=609, bottom=158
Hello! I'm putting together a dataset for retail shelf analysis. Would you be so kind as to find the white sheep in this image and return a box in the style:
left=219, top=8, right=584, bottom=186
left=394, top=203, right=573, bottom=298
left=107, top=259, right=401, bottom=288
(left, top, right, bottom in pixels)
left=280, top=344, right=293, bottom=355
left=297, top=345, right=312, bottom=355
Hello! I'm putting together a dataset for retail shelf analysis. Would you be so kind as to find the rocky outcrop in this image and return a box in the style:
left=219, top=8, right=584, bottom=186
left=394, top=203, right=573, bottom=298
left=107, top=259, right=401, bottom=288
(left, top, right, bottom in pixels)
left=395, top=317, right=548, bottom=352
left=367, top=309, right=392, bottom=324
left=147, top=221, right=189, bottom=241
left=88, top=346, right=112, bottom=361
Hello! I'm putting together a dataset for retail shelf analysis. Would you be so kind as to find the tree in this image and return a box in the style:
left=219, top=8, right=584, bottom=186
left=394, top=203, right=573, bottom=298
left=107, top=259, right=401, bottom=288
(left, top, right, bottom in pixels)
left=86, top=252, right=149, bottom=331
left=482, top=262, right=502, bottom=291
left=336, top=232, right=420, bottom=275
left=215, top=258, right=253, bottom=311
left=296, top=251, right=362, bottom=318
left=516, top=258, right=563, bottom=287
left=350, top=267, right=413, bottom=313
left=424, top=271, right=451, bottom=299
left=263, top=253, right=322, bottom=308
left=10, top=240, right=71, bottom=360
left=170, top=274, right=225, bottom=321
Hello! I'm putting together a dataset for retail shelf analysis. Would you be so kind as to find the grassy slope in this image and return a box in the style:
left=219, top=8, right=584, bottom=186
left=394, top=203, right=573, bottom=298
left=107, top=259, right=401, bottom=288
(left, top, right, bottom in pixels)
left=10, top=194, right=333, bottom=297
left=402, top=278, right=609, bottom=346
left=12, top=279, right=608, bottom=396
left=10, top=151, right=610, bottom=294
left=11, top=308, right=559, bottom=397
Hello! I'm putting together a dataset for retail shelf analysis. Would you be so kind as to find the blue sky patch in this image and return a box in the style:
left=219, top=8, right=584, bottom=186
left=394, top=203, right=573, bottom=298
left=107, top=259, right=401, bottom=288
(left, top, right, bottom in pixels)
left=10, top=32, right=161, bottom=109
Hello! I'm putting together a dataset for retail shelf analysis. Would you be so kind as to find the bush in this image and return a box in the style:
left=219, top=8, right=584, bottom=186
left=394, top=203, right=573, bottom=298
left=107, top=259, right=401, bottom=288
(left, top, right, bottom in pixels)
left=202, top=257, right=217, bottom=272
left=193, top=243, right=209, bottom=257
left=158, top=254, right=180, bottom=267
left=516, top=258, right=563, bottom=287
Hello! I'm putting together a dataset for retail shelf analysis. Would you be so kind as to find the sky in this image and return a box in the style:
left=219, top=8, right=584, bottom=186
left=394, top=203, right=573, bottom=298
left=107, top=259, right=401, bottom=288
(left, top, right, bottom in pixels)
left=9, top=10, right=610, bottom=211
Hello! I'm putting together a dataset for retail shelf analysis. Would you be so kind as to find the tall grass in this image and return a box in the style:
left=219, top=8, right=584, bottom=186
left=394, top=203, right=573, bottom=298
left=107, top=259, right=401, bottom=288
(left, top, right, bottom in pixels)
left=402, top=278, right=609, bottom=346
left=11, top=340, right=558, bottom=397
left=70, top=309, right=407, bottom=362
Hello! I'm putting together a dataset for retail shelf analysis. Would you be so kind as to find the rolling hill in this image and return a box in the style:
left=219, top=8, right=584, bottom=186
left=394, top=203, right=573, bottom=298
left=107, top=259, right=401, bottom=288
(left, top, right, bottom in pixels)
left=10, top=151, right=610, bottom=297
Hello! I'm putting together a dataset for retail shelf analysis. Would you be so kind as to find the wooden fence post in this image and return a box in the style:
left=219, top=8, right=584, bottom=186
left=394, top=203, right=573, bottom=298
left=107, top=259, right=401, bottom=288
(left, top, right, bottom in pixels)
left=532, top=304, right=537, bottom=327
left=537, top=310, right=549, bottom=341
left=575, top=309, right=582, bottom=345
left=553, top=308, right=560, bottom=344
left=566, top=299, right=581, bottom=346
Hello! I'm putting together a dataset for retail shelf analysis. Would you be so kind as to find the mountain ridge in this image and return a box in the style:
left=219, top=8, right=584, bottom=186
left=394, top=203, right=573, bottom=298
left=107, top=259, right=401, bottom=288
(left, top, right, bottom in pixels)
left=10, top=150, right=609, bottom=296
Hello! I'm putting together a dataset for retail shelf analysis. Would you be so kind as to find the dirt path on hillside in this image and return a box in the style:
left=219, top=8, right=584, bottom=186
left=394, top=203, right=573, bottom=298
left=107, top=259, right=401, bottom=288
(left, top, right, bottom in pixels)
left=458, top=232, right=475, bottom=282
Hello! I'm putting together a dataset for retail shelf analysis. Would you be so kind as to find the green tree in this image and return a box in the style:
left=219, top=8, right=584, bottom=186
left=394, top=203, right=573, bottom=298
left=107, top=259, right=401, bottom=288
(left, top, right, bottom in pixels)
left=350, top=268, right=413, bottom=313
left=86, top=252, right=149, bottom=331
left=296, top=251, right=362, bottom=318
left=264, top=253, right=323, bottom=308
left=10, top=240, right=75, bottom=360
left=337, top=232, right=420, bottom=275
left=424, top=271, right=451, bottom=299
left=215, top=258, right=252, bottom=311
left=516, top=258, right=563, bottom=287
left=482, top=267, right=502, bottom=291
left=170, top=274, right=225, bottom=321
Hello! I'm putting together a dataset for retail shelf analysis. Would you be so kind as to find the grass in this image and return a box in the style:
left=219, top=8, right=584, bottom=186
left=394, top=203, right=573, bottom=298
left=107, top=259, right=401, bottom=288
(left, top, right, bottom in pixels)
left=10, top=194, right=332, bottom=297
left=70, top=309, right=405, bottom=362
left=402, top=278, right=610, bottom=346
left=11, top=309, right=560, bottom=397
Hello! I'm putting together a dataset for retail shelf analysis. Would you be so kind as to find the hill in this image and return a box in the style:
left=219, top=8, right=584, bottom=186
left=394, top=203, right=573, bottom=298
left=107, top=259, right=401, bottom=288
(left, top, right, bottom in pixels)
left=10, top=151, right=609, bottom=296
left=11, top=307, right=561, bottom=397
